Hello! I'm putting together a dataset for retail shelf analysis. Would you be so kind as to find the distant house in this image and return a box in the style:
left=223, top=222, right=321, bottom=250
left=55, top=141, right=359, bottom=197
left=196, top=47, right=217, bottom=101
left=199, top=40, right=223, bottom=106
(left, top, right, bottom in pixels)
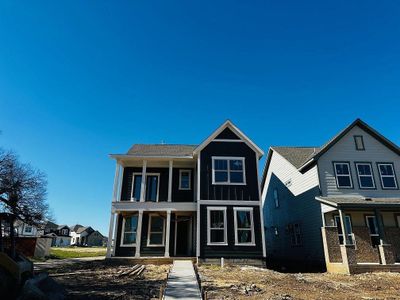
left=41, top=221, right=71, bottom=247
left=70, top=225, right=105, bottom=246
left=14, top=220, right=39, bottom=237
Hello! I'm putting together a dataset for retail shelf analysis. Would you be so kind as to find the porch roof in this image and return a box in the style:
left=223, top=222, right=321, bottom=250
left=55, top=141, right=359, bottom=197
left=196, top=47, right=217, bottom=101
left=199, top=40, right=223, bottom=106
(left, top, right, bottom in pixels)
left=316, top=196, right=400, bottom=209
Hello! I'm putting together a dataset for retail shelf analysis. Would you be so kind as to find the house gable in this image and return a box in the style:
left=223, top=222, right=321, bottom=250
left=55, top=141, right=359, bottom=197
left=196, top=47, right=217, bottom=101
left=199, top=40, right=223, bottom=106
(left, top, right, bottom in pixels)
left=215, top=127, right=241, bottom=140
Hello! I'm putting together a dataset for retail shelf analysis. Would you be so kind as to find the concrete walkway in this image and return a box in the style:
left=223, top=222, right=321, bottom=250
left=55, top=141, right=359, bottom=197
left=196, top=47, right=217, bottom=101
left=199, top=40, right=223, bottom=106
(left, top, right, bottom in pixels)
left=164, top=260, right=202, bottom=300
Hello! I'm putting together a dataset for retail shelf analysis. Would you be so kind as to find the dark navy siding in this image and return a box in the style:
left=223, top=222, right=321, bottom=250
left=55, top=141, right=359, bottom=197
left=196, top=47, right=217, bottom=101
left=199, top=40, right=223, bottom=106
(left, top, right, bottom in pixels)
left=215, top=128, right=240, bottom=140
left=172, top=168, right=195, bottom=202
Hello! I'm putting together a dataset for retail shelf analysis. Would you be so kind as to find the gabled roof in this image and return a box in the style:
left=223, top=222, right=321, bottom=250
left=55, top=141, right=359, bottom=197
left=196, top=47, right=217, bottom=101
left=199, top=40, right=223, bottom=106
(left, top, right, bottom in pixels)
left=57, top=225, right=69, bottom=230
left=45, top=221, right=58, bottom=229
left=127, top=144, right=196, bottom=157
left=193, top=120, right=264, bottom=157
left=76, top=226, right=93, bottom=234
left=70, top=224, right=84, bottom=232
left=272, top=147, right=318, bottom=169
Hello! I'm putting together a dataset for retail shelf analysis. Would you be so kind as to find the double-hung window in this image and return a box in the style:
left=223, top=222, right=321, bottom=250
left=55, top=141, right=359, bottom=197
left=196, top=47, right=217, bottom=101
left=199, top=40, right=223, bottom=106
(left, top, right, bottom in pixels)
left=365, top=216, right=380, bottom=247
left=147, top=215, right=165, bottom=246
left=24, top=225, right=33, bottom=234
left=121, top=215, right=138, bottom=247
left=234, top=207, right=255, bottom=245
left=333, top=162, right=353, bottom=188
left=355, top=163, right=375, bottom=189
left=377, top=163, right=398, bottom=189
left=212, top=157, right=246, bottom=185
left=179, top=170, right=191, bottom=190
left=207, top=207, right=227, bottom=245
left=334, top=215, right=354, bottom=245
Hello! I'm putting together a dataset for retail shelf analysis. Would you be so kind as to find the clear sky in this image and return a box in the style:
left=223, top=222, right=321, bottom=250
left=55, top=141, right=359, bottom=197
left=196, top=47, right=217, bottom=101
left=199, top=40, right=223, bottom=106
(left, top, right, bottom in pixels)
left=1, top=1, right=400, bottom=235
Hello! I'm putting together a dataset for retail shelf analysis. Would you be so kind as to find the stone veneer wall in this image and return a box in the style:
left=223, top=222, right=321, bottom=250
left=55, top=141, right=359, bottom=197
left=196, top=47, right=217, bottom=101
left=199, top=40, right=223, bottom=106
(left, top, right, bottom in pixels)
left=325, top=227, right=342, bottom=263
left=385, top=227, right=400, bottom=262
left=353, top=226, right=380, bottom=263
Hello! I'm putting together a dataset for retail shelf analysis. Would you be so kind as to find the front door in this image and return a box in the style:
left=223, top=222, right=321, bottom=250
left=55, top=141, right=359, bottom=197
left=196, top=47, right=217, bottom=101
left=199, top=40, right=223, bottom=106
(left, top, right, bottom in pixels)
left=175, top=216, right=192, bottom=256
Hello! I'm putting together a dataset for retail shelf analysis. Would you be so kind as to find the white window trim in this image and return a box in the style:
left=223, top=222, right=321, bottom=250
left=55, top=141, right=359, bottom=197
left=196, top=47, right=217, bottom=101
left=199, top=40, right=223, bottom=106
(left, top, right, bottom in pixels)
left=61, top=229, right=68, bottom=235
left=120, top=215, right=138, bottom=247
left=130, top=173, right=160, bottom=202
left=365, top=215, right=380, bottom=239
left=211, top=156, right=246, bottom=185
left=355, top=163, right=376, bottom=189
left=334, top=215, right=354, bottom=245
left=233, top=207, right=255, bottom=246
left=377, top=163, right=398, bottom=189
left=147, top=214, right=166, bottom=247
left=333, top=162, right=353, bottom=188
left=179, top=169, right=192, bottom=190
left=207, top=206, right=228, bottom=246
left=23, top=225, right=33, bottom=234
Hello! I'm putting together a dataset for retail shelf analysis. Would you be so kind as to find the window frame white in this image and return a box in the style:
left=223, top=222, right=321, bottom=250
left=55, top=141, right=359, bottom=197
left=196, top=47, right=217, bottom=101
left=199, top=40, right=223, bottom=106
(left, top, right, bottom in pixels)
left=233, top=207, right=255, bottom=246
left=365, top=215, right=380, bottom=247
left=120, top=214, right=139, bottom=247
left=211, top=156, right=246, bottom=185
left=130, top=172, right=160, bottom=202
left=207, top=206, right=228, bottom=246
left=179, top=169, right=192, bottom=190
left=147, top=214, right=166, bottom=247
left=333, top=162, right=353, bottom=189
left=334, top=215, right=354, bottom=245
left=355, top=162, right=376, bottom=189
left=377, top=163, right=398, bottom=190
left=23, top=225, right=33, bottom=234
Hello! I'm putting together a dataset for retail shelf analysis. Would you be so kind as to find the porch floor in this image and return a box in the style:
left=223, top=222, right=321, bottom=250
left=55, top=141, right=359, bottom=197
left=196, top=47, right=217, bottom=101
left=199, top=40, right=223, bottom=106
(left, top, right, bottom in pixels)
left=107, top=256, right=197, bottom=265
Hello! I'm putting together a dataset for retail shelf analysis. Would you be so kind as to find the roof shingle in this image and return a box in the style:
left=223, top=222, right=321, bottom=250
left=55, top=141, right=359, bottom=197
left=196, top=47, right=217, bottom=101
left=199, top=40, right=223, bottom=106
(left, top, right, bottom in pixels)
left=272, top=147, right=318, bottom=169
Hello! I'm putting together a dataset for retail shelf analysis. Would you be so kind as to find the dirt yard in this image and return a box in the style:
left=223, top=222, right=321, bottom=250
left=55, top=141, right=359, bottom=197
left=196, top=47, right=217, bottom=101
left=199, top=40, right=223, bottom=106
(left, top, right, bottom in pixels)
left=198, top=265, right=400, bottom=300
left=38, top=260, right=170, bottom=299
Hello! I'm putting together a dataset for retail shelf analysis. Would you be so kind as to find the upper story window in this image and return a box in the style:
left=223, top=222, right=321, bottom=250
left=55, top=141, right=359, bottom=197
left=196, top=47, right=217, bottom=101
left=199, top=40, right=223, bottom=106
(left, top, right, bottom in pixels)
left=355, top=163, right=375, bottom=189
left=333, top=162, right=353, bottom=188
left=354, top=135, right=365, bottom=150
left=233, top=207, right=255, bottom=246
left=121, top=214, right=138, bottom=247
left=207, top=207, right=227, bottom=245
left=130, top=173, right=160, bottom=201
left=179, top=170, right=191, bottom=190
left=212, top=157, right=246, bottom=185
left=273, top=189, right=279, bottom=208
left=61, top=228, right=69, bottom=235
left=377, top=163, right=398, bottom=189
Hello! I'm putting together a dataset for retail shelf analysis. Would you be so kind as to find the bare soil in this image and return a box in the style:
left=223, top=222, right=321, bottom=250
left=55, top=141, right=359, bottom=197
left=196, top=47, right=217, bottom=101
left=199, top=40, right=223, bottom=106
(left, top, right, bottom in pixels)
left=198, top=265, right=400, bottom=300
left=40, top=260, right=170, bottom=299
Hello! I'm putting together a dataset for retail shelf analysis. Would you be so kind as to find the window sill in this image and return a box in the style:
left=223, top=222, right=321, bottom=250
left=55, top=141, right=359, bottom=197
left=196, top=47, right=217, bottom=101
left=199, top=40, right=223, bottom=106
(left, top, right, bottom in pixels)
left=147, top=244, right=165, bottom=247
left=120, top=244, right=137, bottom=247
left=179, top=188, right=192, bottom=191
left=212, top=182, right=247, bottom=186
left=234, top=243, right=256, bottom=246
left=207, top=243, right=228, bottom=246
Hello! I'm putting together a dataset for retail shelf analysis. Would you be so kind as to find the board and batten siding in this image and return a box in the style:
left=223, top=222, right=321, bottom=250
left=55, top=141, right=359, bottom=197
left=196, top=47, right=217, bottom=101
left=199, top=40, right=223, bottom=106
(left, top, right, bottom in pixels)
left=318, top=125, right=400, bottom=198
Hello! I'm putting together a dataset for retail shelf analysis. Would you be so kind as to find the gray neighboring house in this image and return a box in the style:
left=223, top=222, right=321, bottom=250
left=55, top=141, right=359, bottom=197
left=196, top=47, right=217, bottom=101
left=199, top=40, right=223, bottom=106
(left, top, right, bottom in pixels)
left=261, top=118, right=400, bottom=274
left=70, top=225, right=105, bottom=246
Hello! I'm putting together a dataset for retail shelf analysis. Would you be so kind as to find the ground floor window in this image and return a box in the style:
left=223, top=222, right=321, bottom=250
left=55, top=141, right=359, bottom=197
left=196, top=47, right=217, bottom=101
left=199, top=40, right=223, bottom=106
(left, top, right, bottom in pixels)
left=334, top=215, right=354, bottom=245
left=234, top=207, right=255, bottom=245
left=365, top=215, right=380, bottom=247
left=147, top=215, right=165, bottom=246
left=121, top=215, right=138, bottom=247
left=207, top=207, right=227, bottom=245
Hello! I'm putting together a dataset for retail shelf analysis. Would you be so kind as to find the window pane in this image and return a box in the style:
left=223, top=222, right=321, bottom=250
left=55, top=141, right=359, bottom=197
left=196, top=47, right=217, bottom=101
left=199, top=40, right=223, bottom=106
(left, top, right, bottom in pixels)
left=133, top=175, right=142, bottom=200
left=335, top=164, right=349, bottom=175
left=230, top=171, right=244, bottom=183
left=380, top=165, right=394, bottom=176
left=367, top=217, right=378, bottom=235
left=123, top=232, right=136, bottom=244
left=337, top=176, right=351, bottom=187
left=180, top=172, right=190, bottom=188
left=215, top=171, right=228, bottom=182
left=382, top=177, right=396, bottom=188
left=237, top=211, right=251, bottom=228
left=230, top=160, right=243, bottom=170
left=146, top=176, right=158, bottom=201
left=214, top=159, right=228, bottom=170
left=360, top=176, right=374, bottom=188
left=125, top=216, right=138, bottom=232
left=210, top=211, right=224, bottom=228
left=210, top=229, right=224, bottom=243
left=150, top=217, right=164, bottom=232
left=357, top=165, right=371, bottom=175
left=238, top=230, right=252, bottom=243
left=150, top=233, right=163, bottom=245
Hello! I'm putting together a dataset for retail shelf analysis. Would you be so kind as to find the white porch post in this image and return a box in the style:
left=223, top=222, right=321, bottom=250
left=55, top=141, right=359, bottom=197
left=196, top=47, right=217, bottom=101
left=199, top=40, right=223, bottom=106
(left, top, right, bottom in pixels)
left=112, top=162, right=121, bottom=202
left=112, top=213, right=118, bottom=256
left=135, top=210, right=144, bottom=258
left=196, top=154, right=201, bottom=258
left=106, top=211, right=115, bottom=258
left=165, top=210, right=171, bottom=257
left=140, top=160, right=147, bottom=202
left=168, top=160, right=173, bottom=202
left=338, top=208, right=348, bottom=246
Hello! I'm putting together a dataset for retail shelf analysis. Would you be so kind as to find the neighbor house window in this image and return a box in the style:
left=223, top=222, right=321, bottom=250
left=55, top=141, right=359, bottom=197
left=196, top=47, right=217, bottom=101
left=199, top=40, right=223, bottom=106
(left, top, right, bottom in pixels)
left=334, top=162, right=353, bottom=188
left=24, top=225, right=33, bottom=234
left=179, top=170, right=191, bottom=190
left=365, top=216, right=380, bottom=247
left=61, top=229, right=68, bottom=235
left=207, top=207, right=227, bottom=245
left=212, top=157, right=246, bottom=184
left=273, top=189, right=279, bottom=208
left=121, top=215, right=138, bottom=247
left=234, top=207, right=255, bottom=246
left=355, top=163, right=375, bottom=189
left=147, top=215, right=165, bottom=246
left=334, top=215, right=354, bottom=245
left=130, top=173, right=160, bottom=201
left=289, top=223, right=302, bottom=246
left=354, top=135, right=365, bottom=150
left=377, top=163, right=398, bottom=189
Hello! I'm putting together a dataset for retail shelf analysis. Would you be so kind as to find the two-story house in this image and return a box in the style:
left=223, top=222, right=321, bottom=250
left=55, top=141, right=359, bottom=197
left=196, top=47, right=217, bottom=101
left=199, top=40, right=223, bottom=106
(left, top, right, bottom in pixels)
left=261, top=119, right=400, bottom=274
left=106, top=120, right=266, bottom=264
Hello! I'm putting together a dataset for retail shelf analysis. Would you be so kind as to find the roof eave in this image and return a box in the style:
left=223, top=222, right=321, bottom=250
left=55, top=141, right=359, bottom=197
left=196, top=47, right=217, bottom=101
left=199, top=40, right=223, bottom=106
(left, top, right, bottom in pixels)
left=109, top=154, right=194, bottom=160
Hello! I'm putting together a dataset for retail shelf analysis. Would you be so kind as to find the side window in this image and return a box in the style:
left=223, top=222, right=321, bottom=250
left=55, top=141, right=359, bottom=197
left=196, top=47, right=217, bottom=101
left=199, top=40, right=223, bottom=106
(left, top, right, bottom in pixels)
left=333, top=162, right=353, bottom=188
left=273, top=189, right=279, bottom=208
left=377, top=163, right=398, bottom=189
left=234, top=207, right=255, bottom=246
left=179, top=170, right=191, bottom=190
left=355, top=163, right=375, bottom=189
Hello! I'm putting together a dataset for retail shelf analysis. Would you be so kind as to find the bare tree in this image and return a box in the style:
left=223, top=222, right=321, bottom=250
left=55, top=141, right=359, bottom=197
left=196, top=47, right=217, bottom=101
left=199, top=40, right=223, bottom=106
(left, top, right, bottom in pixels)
left=0, top=148, right=50, bottom=227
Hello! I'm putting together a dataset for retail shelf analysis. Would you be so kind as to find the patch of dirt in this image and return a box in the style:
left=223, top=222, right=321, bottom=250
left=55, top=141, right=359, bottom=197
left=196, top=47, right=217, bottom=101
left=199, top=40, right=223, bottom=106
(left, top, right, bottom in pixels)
left=198, top=265, right=400, bottom=300
left=38, top=260, right=170, bottom=299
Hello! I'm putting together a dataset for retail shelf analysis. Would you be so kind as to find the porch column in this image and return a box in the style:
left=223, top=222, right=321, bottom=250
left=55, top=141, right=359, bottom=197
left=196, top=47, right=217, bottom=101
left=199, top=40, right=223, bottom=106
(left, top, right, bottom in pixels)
left=168, top=160, right=173, bottom=202
left=112, top=213, right=119, bottom=256
left=140, top=160, right=147, bottom=202
left=338, top=209, right=349, bottom=246
left=135, top=210, right=144, bottom=258
left=165, top=210, right=171, bottom=257
left=374, top=209, right=395, bottom=265
left=112, top=162, right=121, bottom=202
left=106, top=211, right=116, bottom=258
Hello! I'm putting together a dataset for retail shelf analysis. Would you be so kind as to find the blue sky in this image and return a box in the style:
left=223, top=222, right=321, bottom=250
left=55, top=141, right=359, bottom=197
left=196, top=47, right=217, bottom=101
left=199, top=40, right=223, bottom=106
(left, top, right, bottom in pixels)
left=1, top=1, right=400, bottom=235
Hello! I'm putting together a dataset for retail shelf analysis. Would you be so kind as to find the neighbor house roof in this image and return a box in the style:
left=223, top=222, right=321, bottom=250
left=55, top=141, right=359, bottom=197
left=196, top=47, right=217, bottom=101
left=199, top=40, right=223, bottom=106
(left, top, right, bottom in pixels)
left=76, top=226, right=93, bottom=234
left=57, top=225, right=68, bottom=230
left=70, top=224, right=84, bottom=232
left=127, top=144, right=197, bottom=157
left=271, top=147, right=318, bottom=169
left=316, top=196, right=400, bottom=209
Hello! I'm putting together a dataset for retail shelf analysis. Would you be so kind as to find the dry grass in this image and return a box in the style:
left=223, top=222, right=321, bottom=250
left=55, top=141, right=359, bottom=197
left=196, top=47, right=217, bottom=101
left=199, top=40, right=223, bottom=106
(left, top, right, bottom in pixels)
left=50, top=247, right=107, bottom=259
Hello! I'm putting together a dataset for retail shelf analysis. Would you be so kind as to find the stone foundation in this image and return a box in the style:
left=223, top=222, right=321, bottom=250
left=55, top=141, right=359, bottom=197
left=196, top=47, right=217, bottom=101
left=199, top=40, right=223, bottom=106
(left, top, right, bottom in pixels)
left=325, top=227, right=342, bottom=263
left=385, top=227, right=400, bottom=262
left=352, top=226, right=380, bottom=263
